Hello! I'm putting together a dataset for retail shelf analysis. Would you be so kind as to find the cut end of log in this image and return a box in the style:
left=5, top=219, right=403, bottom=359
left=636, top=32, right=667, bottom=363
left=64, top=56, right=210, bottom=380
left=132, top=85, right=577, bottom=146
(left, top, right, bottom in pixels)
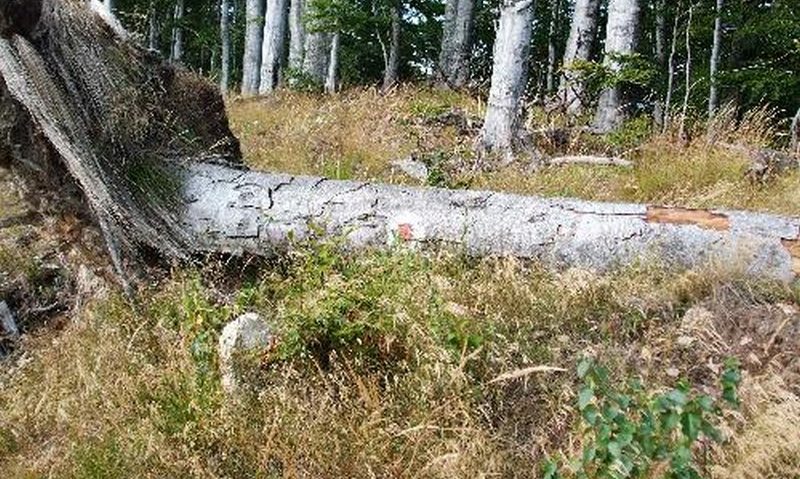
left=781, top=239, right=800, bottom=275
left=645, top=206, right=730, bottom=231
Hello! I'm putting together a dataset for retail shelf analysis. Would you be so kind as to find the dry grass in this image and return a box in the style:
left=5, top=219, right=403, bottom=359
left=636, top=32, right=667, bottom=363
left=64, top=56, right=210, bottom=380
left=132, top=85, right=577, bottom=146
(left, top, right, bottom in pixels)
left=229, top=87, right=800, bottom=216
left=1, top=242, right=799, bottom=477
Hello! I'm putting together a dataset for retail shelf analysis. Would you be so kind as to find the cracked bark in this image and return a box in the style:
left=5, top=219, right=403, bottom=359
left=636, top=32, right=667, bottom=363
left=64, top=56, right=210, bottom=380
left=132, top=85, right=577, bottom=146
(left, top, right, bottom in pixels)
left=180, top=162, right=800, bottom=281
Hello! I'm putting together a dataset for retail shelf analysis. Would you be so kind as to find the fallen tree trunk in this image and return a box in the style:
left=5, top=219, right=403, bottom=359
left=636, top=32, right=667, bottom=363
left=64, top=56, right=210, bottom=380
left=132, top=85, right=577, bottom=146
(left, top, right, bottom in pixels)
left=1, top=0, right=799, bottom=283
left=178, top=163, right=800, bottom=280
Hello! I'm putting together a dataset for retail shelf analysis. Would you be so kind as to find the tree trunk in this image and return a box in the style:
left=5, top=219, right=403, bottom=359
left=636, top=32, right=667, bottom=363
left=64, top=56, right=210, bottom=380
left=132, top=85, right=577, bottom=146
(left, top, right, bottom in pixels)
left=662, top=3, right=681, bottom=134
left=479, top=0, right=535, bottom=154
left=652, top=0, right=666, bottom=127
left=708, top=0, right=724, bottom=119
left=259, top=0, right=288, bottom=94
left=148, top=1, right=159, bottom=51
left=383, top=2, right=401, bottom=90
left=288, top=0, right=305, bottom=70
left=325, top=32, right=340, bottom=94
left=438, top=0, right=475, bottom=88
left=242, top=0, right=265, bottom=95
left=2, top=2, right=799, bottom=284
left=791, top=107, right=800, bottom=155
left=545, top=0, right=559, bottom=95
left=220, top=0, right=232, bottom=93
left=591, top=0, right=641, bottom=133
left=558, top=0, right=600, bottom=116
left=170, top=0, right=185, bottom=64
left=679, top=6, right=693, bottom=142
left=302, top=32, right=330, bottom=85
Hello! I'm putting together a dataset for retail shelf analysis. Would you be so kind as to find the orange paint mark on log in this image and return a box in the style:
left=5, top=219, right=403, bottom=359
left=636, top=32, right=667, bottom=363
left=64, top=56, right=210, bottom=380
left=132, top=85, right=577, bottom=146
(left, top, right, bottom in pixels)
left=398, top=223, right=413, bottom=241
left=781, top=239, right=800, bottom=275
left=645, top=206, right=730, bottom=231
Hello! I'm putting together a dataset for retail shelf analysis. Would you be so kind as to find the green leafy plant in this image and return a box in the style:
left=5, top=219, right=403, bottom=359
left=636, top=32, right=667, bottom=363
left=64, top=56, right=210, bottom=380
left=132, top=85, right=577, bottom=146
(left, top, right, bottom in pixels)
left=544, top=357, right=741, bottom=479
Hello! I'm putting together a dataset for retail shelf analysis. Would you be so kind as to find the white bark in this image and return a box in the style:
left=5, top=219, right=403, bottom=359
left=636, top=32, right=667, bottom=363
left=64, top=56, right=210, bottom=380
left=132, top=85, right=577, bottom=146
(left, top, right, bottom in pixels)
left=791, top=107, right=800, bottom=155
left=325, top=32, right=340, bottom=94
left=708, top=0, right=723, bottom=118
left=480, top=0, right=535, bottom=153
left=438, top=0, right=475, bottom=88
left=302, top=32, right=330, bottom=84
left=592, top=0, right=641, bottom=133
left=383, top=3, right=401, bottom=90
left=170, top=0, right=185, bottom=64
left=105, top=0, right=114, bottom=15
left=288, top=0, right=305, bottom=70
left=652, top=0, right=666, bottom=126
left=242, top=0, right=265, bottom=95
left=558, top=0, right=600, bottom=116
left=259, top=0, right=288, bottom=94
left=679, top=6, right=693, bottom=142
left=179, top=162, right=800, bottom=282
left=148, top=1, right=159, bottom=51
left=546, top=0, right=559, bottom=95
left=662, top=5, right=681, bottom=134
left=220, top=0, right=232, bottom=93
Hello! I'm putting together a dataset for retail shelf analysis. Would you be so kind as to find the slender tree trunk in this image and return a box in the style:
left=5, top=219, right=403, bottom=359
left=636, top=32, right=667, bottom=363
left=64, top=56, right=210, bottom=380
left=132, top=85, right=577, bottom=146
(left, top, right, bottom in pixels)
left=148, top=1, right=160, bottom=51
left=325, top=32, right=340, bottom=94
left=662, top=4, right=681, bottom=134
left=383, top=2, right=401, bottom=90
left=479, top=0, right=536, bottom=154
left=679, top=6, right=693, bottom=142
left=592, top=0, right=641, bottom=133
left=288, top=0, right=306, bottom=70
left=170, top=0, right=185, bottom=64
left=242, top=0, right=265, bottom=95
left=546, top=0, right=559, bottom=95
left=259, top=0, right=288, bottom=94
left=302, top=32, right=331, bottom=84
left=558, top=0, right=600, bottom=116
left=652, top=0, right=667, bottom=127
left=708, top=0, right=724, bottom=118
left=438, top=0, right=459, bottom=85
left=439, top=0, right=475, bottom=88
left=220, top=0, right=232, bottom=93
left=792, top=107, right=800, bottom=155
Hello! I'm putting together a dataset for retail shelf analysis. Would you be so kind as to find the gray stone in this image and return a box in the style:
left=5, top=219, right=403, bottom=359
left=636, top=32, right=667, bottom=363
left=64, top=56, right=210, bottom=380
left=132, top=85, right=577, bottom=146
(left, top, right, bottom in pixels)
left=0, top=301, right=19, bottom=340
left=218, top=312, right=272, bottom=394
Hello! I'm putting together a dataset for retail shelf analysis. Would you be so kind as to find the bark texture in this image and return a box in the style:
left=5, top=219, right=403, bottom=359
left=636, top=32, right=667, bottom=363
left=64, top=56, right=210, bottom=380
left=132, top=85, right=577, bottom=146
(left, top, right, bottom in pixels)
left=708, top=0, right=723, bottom=118
left=383, top=3, right=401, bottom=90
left=438, top=0, right=474, bottom=88
left=557, top=0, right=600, bottom=116
left=170, top=0, right=185, bottom=64
left=325, top=32, right=340, bottom=94
left=220, top=0, right=231, bottom=92
left=288, top=0, right=305, bottom=70
left=179, top=163, right=800, bottom=282
left=259, top=0, right=288, bottom=94
left=592, top=0, right=641, bottom=133
left=302, top=32, right=330, bottom=84
left=480, top=0, right=535, bottom=153
left=148, top=1, right=159, bottom=51
left=792, top=107, right=800, bottom=155
left=242, top=0, right=265, bottom=95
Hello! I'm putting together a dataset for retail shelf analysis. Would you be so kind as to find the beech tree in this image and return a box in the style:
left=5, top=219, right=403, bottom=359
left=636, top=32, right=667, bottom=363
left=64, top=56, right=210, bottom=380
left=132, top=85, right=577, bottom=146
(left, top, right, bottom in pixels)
left=170, top=0, right=185, bottom=63
left=592, top=0, right=641, bottom=133
left=438, top=0, right=474, bottom=88
left=219, top=0, right=231, bottom=92
left=479, top=0, right=535, bottom=154
left=707, top=0, right=723, bottom=118
left=259, top=0, right=288, bottom=94
left=557, top=0, right=600, bottom=115
left=242, top=0, right=264, bottom=95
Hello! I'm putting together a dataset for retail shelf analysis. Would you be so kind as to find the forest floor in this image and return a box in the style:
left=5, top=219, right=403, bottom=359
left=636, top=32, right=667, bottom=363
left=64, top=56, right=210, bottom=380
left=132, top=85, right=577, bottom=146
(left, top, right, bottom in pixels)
left=1, top=87, right=800, bottom=478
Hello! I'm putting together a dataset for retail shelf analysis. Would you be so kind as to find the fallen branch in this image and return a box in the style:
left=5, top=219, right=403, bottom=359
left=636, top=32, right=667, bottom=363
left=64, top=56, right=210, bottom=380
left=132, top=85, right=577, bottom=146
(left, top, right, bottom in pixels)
left=488, top=365, right=568, bottom=384
left=546, top=155, right=633, bottom=168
